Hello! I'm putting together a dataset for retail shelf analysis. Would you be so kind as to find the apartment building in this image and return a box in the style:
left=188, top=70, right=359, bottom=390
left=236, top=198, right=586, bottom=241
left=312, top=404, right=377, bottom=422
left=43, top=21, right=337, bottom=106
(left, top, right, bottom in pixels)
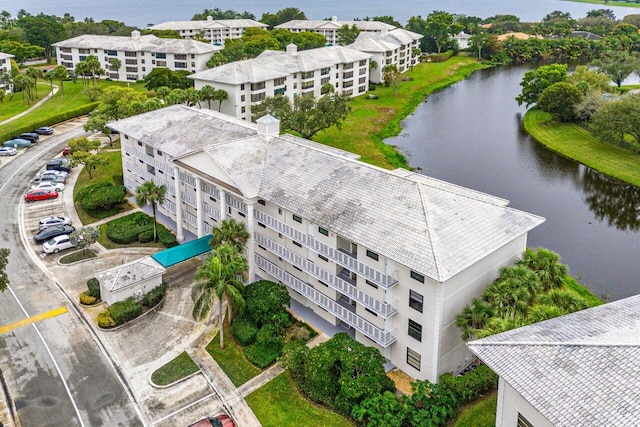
left=148, top=17, right=268, bottom=45
left=276, top=16, right=396, bottom=46
left=109, top=105, right=544, bottom=382
left=0, top=52, right=14, bottom=93
left=53, top=31, right=220, bottom=82
left=348, top=28, right=423, bottom=84
left=189, top=44, right=370, bottom=120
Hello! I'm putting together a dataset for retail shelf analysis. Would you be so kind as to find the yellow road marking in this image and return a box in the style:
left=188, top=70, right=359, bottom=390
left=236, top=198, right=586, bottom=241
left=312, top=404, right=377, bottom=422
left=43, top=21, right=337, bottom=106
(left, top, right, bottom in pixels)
left=0, top=306, right=68, bottom=335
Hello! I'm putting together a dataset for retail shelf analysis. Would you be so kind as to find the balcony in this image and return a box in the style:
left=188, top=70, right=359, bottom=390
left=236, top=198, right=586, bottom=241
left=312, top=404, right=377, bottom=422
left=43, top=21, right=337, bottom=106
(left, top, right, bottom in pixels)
left=203, top=203, right=221, bottom=221
left=181, top=191, right=197, bottom=207
left=226, top=193, right=247, bottom=214
left=255, top=254, right=396, bottom=348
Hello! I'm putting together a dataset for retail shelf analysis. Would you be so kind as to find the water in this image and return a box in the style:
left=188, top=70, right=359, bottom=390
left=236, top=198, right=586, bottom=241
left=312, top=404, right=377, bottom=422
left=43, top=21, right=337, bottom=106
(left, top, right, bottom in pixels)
left=387, top=66, right=640, bottom=301
left=9, top=0, right=640, bottom=28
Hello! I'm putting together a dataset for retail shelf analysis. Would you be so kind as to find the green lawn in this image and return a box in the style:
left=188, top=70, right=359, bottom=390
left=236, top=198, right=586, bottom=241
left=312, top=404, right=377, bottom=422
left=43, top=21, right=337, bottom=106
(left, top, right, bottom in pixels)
left=0, top=82, right=50, bottom=122
left=205, top=323, right=262, bottom=387
left=314, top=57, right=490, bottom=169
left=523, top=108, right=640, bottom=188
left=562, top=0, right=640, bottom=8
left=0, top=79, right=146, bottom=141
left=150, top=351, right=200, bottom=386
left=246, top=371, right=354, bottom=427
left=453, top=391, right=497, bottom=427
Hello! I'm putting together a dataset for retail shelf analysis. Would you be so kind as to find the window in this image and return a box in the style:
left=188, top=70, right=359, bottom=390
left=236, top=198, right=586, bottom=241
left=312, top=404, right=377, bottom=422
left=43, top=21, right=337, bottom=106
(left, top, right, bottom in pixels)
left=411, top=271, right=425, bottom=283
left=365, top=308, right=377, bottom=317
left=125, top=51, right=136, bottom=57
left=240, top=95, right=245, bottom=102
left=343, top=71, right=353, bottom=79
left=321, top=76, right=330, bottom=85
left=292, top=241, right=302, bottom=247
left=251, top=82, right=265, bottom=91
left=274, top=87, right=286, bottom=96
left=258, top=199, right=266, bottom=205
left=318, top=254, right=328, bottom=262
left=343, top=62, right=353, bottom=69
left=301, top=81, right=314, bottom=90
left=174, top=54, right=187, bottom=60
left=517, top=414, right=534, bottom=427
left=251, top=92, right=265, bottom=102
left=321, top=67, right=330, bottom=75
left=318, top=227, right=329, bottom=236
left=360, top=67, right=367, bottom=75
left=292, top=214, right=302, bottom=223
left=241, top=106, right=246, bottom=113
left=240, top=84, right=245, bottom=90
left=365, top=279, right=378, bottom=289
left=258, top=222, right=266, bottom=228
left=175, top=62, right=187, bottom=69
left=293, top=265, right=302, bottom=272
left=156, top=53, right=166, bottom=59
left=366, top=250, right=379, bottom=261
left=407, top=348, right=421, bottom=370
left=359, top=59, right=367, bottom=66
left=408, top=320, right=422, bottom=341
left=274, top=77, right=286, bottom=86
left=409, top=290, right=424, bottom=313
left=301, top=71, right=314, bottom=79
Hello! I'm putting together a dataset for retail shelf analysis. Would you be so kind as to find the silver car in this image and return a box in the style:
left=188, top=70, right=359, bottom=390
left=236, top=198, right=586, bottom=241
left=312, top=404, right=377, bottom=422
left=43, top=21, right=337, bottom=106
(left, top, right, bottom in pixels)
left=39, top=215, right=72, bottom=231
left=0, top=147, right=17, bottom=156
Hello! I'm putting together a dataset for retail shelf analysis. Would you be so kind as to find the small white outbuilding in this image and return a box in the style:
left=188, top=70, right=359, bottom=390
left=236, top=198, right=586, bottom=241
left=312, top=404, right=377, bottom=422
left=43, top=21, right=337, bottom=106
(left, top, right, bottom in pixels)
left=97, top=256, right=166, bottom=305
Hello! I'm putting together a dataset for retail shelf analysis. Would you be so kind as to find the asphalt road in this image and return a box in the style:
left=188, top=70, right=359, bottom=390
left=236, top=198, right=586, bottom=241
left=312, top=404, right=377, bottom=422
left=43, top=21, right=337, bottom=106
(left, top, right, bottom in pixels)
left=0, top=122, right=143, bottom=427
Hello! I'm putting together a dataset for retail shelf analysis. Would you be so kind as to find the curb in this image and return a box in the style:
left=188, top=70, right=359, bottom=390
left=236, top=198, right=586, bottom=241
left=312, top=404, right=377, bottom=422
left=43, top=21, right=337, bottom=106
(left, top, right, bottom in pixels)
left=148, top=370, right=202, bottom=390
left=96, top=296, right=165, bottom=332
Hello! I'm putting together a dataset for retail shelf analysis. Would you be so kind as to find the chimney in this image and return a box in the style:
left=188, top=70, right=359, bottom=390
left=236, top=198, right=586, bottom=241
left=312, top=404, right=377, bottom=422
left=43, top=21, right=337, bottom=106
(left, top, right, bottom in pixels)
left=256, top=115, right=280, bottom=140
left=286, top=43, right=298, bottom=55
left=131, top=30, right=141, bottom=39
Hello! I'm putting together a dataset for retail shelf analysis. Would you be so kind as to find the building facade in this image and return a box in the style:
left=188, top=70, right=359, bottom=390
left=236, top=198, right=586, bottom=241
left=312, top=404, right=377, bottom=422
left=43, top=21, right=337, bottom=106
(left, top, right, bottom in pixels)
left=148, top=17, right=268, bottom=45
left=189, top=44, right=370, bottom=120
left=276, top=17, right=396, bottom=46
left=348, top=29, right=422, bottom=84
left=53, top=31, right=220, bottom=82
left=110, top=105, right=543, bottom=382
left=0, top=52, right=14, bottom=93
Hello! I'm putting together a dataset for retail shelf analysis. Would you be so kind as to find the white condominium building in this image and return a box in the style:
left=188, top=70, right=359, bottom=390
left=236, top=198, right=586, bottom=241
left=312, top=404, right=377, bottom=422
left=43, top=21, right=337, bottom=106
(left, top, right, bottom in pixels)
left=53, top=31, right=220, bottom=82
left=276, top=16, right=397, bottom=46
left=148, top=17, right=268, bottom=45
left=189, top=44, right=370, bottom=121
left=348, top=29, right=423, bottom=84
left=0, top=52, right=14, bottom=93
left=110, top=105, right=544, bottom=382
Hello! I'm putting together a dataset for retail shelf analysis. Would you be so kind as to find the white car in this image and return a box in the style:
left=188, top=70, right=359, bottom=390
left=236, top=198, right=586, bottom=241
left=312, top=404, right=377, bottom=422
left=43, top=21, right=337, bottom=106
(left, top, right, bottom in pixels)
left=39, top=215, right=72, bottom=231
left=0, top=147, right=17, bottom=156
left=42, top=234, right=75, bottom=254
left=30, top=181, right=65, bottom=192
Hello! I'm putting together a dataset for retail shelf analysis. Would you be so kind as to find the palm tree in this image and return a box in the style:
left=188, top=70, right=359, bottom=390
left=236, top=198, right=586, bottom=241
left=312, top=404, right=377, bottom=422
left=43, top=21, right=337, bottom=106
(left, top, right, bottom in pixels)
left=52, top=65, right=68, bottom=96
left=483, top=279, right=530, bottom=318
left=192, top=242, right=248, bottom=348
left=498, top=265, right=543, bottom=302
left=25, top=67, right=43, bottom=96
left=109, top=58, right=121, bottom=80
left=198, top=85, right=215, bottom=109
left=537, top=289, right=588, bottom=313
left=456, top=298, right=493, bottom=341
left=210, top=218, right=249, bottom=253
left=135, top=181, right=167, bottom=242
left=527, top=304, right=566, bottom=323
left=517, top=248, right=567, bottom=291
left=213, top=88, right=228, bottom=112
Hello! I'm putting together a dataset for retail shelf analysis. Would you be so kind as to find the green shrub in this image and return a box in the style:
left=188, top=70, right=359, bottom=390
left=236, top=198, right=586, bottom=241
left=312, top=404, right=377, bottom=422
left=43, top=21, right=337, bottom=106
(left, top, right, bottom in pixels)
left=426, top=50, right=454, bottom=62
left=157, top=227, right=178, bottom=248
left=112, top=174, right=124, bottom=185
left=244, top=342, right=282, bottom=368
left=245, top=280, right=291, bottom=327
left=138, top=230, right=154, bottom=243
left=77, top=182, right=126, bottom=211
left=108, top=297, right=143, bottom=325
left=143, top=283, right=166, bottom=308
left=232, top=316, right=259, bottom=346
left=439, top=364, right=498, bottom=404
left=87, top=277, right=101, bottom=299
left=105, top=212, right=178, bottom=247
left=79, top=291, right=96, bottom=305
left=97, top=309, right=116, bottom=328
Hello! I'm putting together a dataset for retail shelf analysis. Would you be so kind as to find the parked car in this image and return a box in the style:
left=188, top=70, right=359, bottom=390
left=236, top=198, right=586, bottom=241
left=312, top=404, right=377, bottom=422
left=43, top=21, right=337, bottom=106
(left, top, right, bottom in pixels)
left=34, top=225, right=75, bottom=243
left=189, top=415, right=235, bottom=427
left=62, top=147, right=70, bottom=156
left=25, top=189, right=58, bottom=202
left=30, top=181, right=65, bottom=192
left=46, top=160, right=72, bottom=173
left=34, top=126, right=54, bottom=135
left=42, top=234, right=76, bottom=254
left=0, top=147, right=17, bottom=156
left=33, top=171, right=68, bottom=184
left=39, top=215, right=72, bottom=230
left=18, top=133, right=39, bottom=143
left=3, top=139, right=31, bottom=149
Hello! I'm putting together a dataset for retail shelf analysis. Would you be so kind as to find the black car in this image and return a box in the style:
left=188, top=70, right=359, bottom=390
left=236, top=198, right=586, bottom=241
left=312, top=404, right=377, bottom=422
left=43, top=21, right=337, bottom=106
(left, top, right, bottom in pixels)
left=19, top=133, right=39, bottom=143
left=34, top=225, right=75, bottom=243
left=46, top=160, right=72, bottom=173
left=34, top=127, right=54, bottom=135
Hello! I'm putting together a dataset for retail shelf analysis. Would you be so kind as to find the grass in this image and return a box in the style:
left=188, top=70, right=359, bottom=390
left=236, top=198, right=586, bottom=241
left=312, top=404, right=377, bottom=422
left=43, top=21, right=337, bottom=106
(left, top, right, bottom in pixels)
left=150, top=351, right=200, bottom=386
left=59, top=249, right=98, bottom=264
left=523, top=108, right=640, bottom=188
left=0, top=83, right=51, bottom=122
left=314, top=57, right=490, bottom=169
left=205, top=322, right=262, bottom=387
left=0, top=79, right=147, bottom=141
left=246, top=371, right=354, bottom=427
left=452, top=390, right=497, bottom=427
left=562, top=0, right=640, bottom=7
left=565, top=275, right=604, bottom=306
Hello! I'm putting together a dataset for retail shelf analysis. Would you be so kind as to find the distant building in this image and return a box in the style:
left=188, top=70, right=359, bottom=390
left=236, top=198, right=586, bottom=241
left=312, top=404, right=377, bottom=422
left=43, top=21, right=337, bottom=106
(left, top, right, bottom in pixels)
left=469, top=295, right=640, bottom=426
left=109, top=105, right=544, bottom=382
left=496, top=32, right=543, bottom=42
left=570, top=31, right=602, bottom=41
left=348, top=28, right=422, bottom=84
left=453, top=32, right=472, bottom=49
left=53, top=31, right=220, bottom=82
left=189, top=44, right=370, bottom=120
left=148, top=17, right=268, bottom=45
left=276, top=16, right=396, bottom=46
left=0, top=52, right=14, bottom=93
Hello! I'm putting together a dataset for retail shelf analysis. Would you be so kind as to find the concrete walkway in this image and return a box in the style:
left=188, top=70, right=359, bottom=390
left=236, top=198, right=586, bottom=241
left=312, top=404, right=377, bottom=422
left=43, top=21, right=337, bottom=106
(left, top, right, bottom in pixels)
left=0, top=83, right=58, bottom=126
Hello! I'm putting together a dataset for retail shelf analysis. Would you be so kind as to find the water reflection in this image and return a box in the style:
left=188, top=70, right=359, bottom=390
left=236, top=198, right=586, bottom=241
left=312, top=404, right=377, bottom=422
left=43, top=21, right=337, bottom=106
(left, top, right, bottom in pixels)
left=581, top=169, right=640, bottom=231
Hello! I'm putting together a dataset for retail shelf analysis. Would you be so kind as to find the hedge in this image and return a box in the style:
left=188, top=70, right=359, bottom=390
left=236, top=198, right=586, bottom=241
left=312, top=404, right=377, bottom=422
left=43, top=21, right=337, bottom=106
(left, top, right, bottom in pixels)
left=77, top=182, right=126, bottom=212
left=79, top=291, right=96, bottom=305
left=439, top=364, right=498, bottom=404
left=105, top=212, right=178, bottom=247
left=87, top=277, right=101, bottom=299
left=232, top=316, right=259, bottom=346
left=97, top=309, right=116, bottom=328
left=108, top=297, right=142, bottom=325
left=143, top=283, right=166, bottom=308
left=424, top=50, right=454, bottom=62
left=244, top=342, right=282, bottom=368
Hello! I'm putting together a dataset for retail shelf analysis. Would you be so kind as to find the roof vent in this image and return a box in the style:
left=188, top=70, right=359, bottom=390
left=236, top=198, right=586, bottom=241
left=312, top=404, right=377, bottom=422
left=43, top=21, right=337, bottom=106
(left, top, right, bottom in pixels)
left=286, top=43, right=298, bottom=55
left=131, top=30, right=141, bottom=39
left=256, top=115, right=280, bottom=140
left=207, top=15, right=213, bottom=21
left=331, top=16, right=338, bottom=22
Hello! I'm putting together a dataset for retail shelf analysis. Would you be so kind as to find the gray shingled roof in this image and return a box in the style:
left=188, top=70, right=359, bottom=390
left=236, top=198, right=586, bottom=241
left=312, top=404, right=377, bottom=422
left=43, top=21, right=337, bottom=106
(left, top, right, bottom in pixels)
left=468, top=296, right=640, bottom=426
left=276, top=19, right=396, bottom=32
left=0, top=52, right=15, bottom=60
left=189, top=45, right=370, bottom=85
left=149, top=19, right=267, bottom=31
left=96, top=256, right=166, bottom=292
left=348, top=29, right=423, bottom=53
left=53, top=33, right=219, bottom=55
left=149, top=107, right=544, bottom=281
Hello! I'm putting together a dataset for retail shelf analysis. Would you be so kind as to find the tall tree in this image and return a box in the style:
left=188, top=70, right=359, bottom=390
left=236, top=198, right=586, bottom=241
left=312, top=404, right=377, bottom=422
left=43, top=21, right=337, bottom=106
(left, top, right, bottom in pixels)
left=0, top=248, right=9, bottom=292
left=210, top=218, right=250, bottom=253
left=51, top=65, right=68, bottom=96
left=198, top=85, right=216, bottom=109
left=25, top=66, right=42, bottom=96
left=192, top=242, right=248, bottom=348
left=591, top=50, right=640, bottom=87
left=135, top=181, right=167, bottom=242
left=515, top=63, right=568, bottom=107
left=17, top=14, right=67, bottom=60
left=260, top=8, right=306, bottom=28
left=424, top=11, right=463, bottom=53
left=537, top=82, right=583, bottom=122
left=213, top=88, right=228, bottom=111
left=382, top=64, right=401, bottom=95
left=70, top=226, right=100, bottom=255
left=68, top=137, right=106, bottom=180
left=336, top=24, right=360, bottom=46
left=109, top=58, right=121, bottom=80
left=13, top=74, right=34, bottom=103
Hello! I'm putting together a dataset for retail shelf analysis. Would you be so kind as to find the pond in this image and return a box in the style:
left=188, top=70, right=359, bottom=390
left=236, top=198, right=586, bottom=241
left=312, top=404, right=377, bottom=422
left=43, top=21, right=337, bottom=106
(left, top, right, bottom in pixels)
left=387, top=65, right=640, bottom=300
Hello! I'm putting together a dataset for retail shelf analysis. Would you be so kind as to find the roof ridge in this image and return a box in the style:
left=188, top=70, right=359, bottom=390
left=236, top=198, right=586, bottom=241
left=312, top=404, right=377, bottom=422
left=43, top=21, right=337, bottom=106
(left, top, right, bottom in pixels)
left=471, top=341, right=640, bottom=348
left=417, top=182, right=442, bottom=281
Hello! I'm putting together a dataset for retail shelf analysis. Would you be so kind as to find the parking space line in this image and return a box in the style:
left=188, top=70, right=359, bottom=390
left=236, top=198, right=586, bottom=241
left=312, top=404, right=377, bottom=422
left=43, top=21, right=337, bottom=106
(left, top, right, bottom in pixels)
left=0, top=306, right=68, bottom=335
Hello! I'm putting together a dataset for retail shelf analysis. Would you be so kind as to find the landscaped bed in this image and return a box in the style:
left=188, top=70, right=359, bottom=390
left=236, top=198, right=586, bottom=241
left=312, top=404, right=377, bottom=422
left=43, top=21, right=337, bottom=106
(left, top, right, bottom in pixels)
left=98, top=212, right=177, bottom=249
left=452, top=390, right=497, bottom=427
left=206, top=323, right=262, bottom=387
left=59, top=249, right=98, bottom=264
left=150, top=351, right=199, bottom=386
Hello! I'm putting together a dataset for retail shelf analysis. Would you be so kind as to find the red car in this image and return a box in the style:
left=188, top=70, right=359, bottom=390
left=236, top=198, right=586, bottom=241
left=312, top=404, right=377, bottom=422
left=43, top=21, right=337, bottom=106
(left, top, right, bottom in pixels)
left=189, top=414, right=235, bottom=427
left=25, top=189, right=58, bottom=202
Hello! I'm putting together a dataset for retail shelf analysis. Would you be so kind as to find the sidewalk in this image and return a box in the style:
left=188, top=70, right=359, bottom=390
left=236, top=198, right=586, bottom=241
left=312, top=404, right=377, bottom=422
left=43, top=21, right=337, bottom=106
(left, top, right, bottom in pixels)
left=0, top=83, right=58, bottom=126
